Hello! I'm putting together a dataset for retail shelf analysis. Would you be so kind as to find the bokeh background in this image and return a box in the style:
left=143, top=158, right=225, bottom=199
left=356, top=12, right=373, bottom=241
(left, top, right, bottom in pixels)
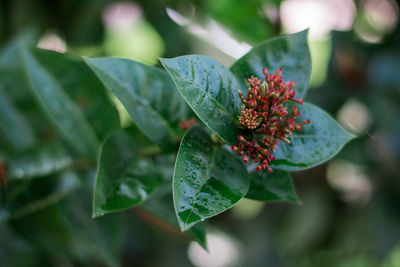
left=1, top=0, right=400, bottom=266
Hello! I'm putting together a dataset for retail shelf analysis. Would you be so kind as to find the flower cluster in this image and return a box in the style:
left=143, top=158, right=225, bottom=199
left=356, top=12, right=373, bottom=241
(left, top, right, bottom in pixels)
left=232, top=68, right=310, bottom=173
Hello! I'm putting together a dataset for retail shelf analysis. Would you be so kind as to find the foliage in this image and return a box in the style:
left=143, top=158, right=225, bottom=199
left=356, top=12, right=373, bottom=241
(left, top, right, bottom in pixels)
left=3, top=1, right=399, bottom=265
left=0, top=25, right=353, bottom=245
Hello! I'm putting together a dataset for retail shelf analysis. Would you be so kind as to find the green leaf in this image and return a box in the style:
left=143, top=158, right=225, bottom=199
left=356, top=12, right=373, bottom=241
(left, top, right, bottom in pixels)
left=85, top=57, right=188, bottom=152
left=93, top=131, right=164, bottom=218
left=160, top=55, right=241, bottom=144
left=246, top=170, right=300, bottom=203
left=230, top=30, right=311, bottom=99
left=173, top=126, right=249, bottom=231
left=2, top=170, right=80, bottom=221
left=0, top=224, right=37, bottom=267
left=0, top=66, right=49, bottom=142
left=31, top=49, right=120, bottom=140
left=271, top=102, right=355, bottom=171
left=8, top=192, right=124, bottom=267
left=0, top=27, right=38, bottom=68
left=19, top=47, right=99, bottom=160
left=7, top=143, right=73, bottom=181
left=0, top=85, right=35, bottom=151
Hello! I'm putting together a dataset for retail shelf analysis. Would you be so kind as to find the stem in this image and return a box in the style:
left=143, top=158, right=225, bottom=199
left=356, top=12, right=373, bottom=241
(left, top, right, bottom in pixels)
left=139, top=145, right=163, bottom=156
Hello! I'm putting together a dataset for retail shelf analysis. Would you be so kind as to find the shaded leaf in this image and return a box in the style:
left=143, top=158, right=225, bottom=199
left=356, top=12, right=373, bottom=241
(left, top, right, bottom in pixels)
left=7, top=143, right=73, bottom=181
left=85, top=57, right=188, bottom=151
left=9, top=191, right=124, bottom=267
left=271, top=102, right=355, bottom=171
left=246, top=170, right=299, bottom=203
left=93, top=131, right=164, bottom=218
left=0, top=85, right=35, bottom=151
left=19, top=47, right=99, bottom=160
left=31, top=49, right=120, bottom=140
left=0, top=66, right=50, bottom=141
left=1, top=170, right=80, bottom=222
left=230, top=30, right=311, bottom=99
left=0, top=27, right=38, bottom=68
left=0, top=224, right=37, bottom=267
left=173, top=126, right=249, bottom=231
left=161, top=55, right=241, bottom=144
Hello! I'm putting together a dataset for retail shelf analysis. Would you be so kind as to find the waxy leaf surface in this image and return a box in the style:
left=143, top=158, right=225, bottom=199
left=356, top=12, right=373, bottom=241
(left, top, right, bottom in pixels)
left=85, top=57, right=188, bottom=152
left=173, top=126, right=249, bottom=231
left=161, top=56, right=241, bottom=144
left=246, top=169, right=299, bottom=203
left=271, top=103, right=355, bottom=171
left=231, top=30, right=311, bottom=99
left=7, top=143, right=73, bottom=181
left=93, top=131, right=164, bottom=218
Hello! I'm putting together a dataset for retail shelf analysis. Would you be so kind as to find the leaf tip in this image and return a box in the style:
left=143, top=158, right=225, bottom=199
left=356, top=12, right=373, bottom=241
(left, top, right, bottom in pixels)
left=92, top=208, right=104, bottom=219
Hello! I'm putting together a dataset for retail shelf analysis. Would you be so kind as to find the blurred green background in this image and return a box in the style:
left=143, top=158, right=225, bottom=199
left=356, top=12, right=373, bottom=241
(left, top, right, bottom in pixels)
left=1, top=0, right=400, bottom=266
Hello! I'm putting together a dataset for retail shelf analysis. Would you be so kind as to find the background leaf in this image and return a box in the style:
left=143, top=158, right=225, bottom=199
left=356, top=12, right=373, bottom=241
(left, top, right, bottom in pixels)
left=141, top=186, right=208, bottom=250
left=230, top=30, right=311, bottom=99
left=31, top=49, right=120, bottom=141
left=173, top=126, right=249, bottom=231
left=161, top=55, right=241, bottom=144
left=0, top=85, right=36, bottom=151
left=246, top=169, right=300, bottom=203
left=93, top=131, right=165, bottom=218
left=1, top=170, right=80, bottom=222
left=271, top=102, right=355, bottom=171
left=85, top=57, right=188, bottom=152
left=7, top=143, right=73, bottom=181
left=19, top=47, right=99, bottom=160
left=8, top=192, right=125, bottom=267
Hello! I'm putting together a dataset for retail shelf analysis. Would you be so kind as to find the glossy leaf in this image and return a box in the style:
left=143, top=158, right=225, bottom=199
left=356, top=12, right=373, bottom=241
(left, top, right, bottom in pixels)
left=271, top=102, right=355, bottom=171
left=7, top=143, right=73, bottom=181
left=246, top=170, right=300, bottom=203
left=19, top=47, right=99, bottom=160
left=85, top=57, right=188, bottom=151
left=173, top=126, right=249, bottom=231
left=230, top=30, right=311, bottom=99
left=0, top=85, right=35, bottom=151
left=93, top=131, right=164, bottom=218
left=31, top=49, right=120, bottom=140
left=160, top=55, right=241, bottom=144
